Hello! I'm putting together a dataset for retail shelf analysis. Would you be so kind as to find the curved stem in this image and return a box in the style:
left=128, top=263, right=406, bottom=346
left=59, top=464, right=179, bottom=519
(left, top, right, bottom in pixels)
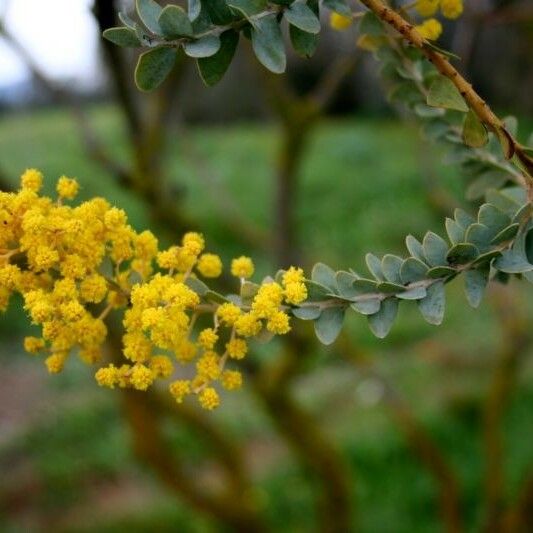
left=357, top=0, right=533, bottom=185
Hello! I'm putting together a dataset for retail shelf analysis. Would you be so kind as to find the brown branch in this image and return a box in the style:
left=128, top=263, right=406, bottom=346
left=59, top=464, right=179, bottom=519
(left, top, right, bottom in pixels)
left=357, top=0, right=533, bottom=185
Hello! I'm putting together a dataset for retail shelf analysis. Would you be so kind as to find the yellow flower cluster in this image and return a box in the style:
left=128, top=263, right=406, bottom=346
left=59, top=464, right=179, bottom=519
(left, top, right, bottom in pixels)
left=414, top=0, right=464, bottom=41
left=1, top=171, right=309, bottom=410
left=415, top=18, right=443, bottom=41
left=329, top=12, right=353, bottom=31
left=416, top=0, right=464, bottom=19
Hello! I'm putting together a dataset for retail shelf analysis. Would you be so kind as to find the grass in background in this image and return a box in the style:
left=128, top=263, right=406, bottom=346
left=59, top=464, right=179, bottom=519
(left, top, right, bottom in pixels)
left=0, top=105, right=532, bottom=532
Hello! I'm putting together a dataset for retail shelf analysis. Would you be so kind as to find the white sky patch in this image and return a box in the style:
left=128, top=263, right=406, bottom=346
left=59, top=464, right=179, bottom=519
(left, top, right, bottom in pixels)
left=0, top=0, right=101, bottom=88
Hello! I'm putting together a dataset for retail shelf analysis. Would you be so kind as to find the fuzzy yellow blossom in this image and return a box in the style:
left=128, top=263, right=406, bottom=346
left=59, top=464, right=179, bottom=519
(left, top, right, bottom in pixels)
left=231, top=256, right=254, bottom=279
left=284, top=282, right=308, bottom=305
left=169, top=379, right=191, bottom=403
left=267, top=311, right=291, bottom=335
left=196, top=352, right=221, bottom=379
left=123, top=331, right=152, bottom=363
left=24, top=336, right=45, bottom=353
left=175, top=340, right=197, bottom=362
left=282, top=266, right=305, bottom=285
left=182, top=232, right=204, bottom=257
left=440, top=0, right=463, bottom=19
left=251, top=282, right=283, bottom=318
left=235, top=312, right=262, bottom=337
left=198, top=327, right=218, bottom=349
left=20, top=168, right=43, bottom=192
left=79, top=346, right=102, bottom=364
left=415, top=0, right=439, bottom=17
left=149, top=355, right=174, bottom=378
left=221, top=370, right=242, bottom=391
left=415, top=18, right=443, bottom=40
left=96, top=365, right=119, bottom=388
left=199, top=387, right=220, bottom=410
left=282, top=268, right=308, bottom=305
left=329, top=12, right=352, bottom=31
left=216, top=302, right=242, bottom=325
left=80, top=274, right=108, bottom=303
left=226, top=338, right=248, bottom=360
left=56, top=176, right=79, bottom=199
left=45, top=353, right=67, bottom=374
left=130, top=364, right=155, bottom=391
left=197, top=253, right=223, bottom=278
left=1, top=170, right=309, bottom=410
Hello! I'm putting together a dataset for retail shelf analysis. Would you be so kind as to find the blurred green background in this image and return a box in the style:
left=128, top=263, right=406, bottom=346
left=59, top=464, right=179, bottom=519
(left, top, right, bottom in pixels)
left=1, top=1, right=533, bottom=532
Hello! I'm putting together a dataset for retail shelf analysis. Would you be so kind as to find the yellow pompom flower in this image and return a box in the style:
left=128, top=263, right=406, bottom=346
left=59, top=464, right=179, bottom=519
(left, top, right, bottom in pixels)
left=149, top=355, right=174, bottom=378
left=266, top=311, right=291, bottom=335
left=95, top=365, right=119, bottom=388
left=282, top=266, right=305, bottom=285
left=20, top=168, right=43, bottom=192
left=415, top=18, right=443, bottom=40
left=24, top=336, right=45, bottom=354
left=169, top=379, right=191, bottom=403
left=182, top=232, right=204, bottom=257
left=80, top=274, right=108, bottom=303
left=196, top=352, right=221, bottom=380
left=231, top=256, right=254, bottom=279
left=226, top=338, right=248, bottom=360
left=198, top=327, right=218, bottom=349
left=221, top=370, right=242, bottom=391
left=329, top=12, right=352, bottom=31
left=415, top=0, right=439, bottom=17
left=45, top=352, right=67, bottom=374
left=197, top=253, right=223, bottom=278
left=284, top=282, right=308, bottom=305
left=130, top=364, right=155, bottom=391
left=441, top=0, right=463, bottom=19
left=198, top=387, right=220, bottom=410
left=56, top=176, right=79, bottom=200
left=216, top=302, right=242, bottom=325
left=235, top=312, right=262, bottom=337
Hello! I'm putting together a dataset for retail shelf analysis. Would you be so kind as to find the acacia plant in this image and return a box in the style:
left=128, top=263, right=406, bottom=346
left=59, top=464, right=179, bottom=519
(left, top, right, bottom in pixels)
left=1, top=0, right=532, bottom=414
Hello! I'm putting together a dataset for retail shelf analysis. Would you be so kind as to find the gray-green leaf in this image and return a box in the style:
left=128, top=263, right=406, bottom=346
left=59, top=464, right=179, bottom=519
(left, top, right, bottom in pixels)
left=427, top=75, right=468, bottom=112
left=323, top=0, right=351, bottom=17
left=312, top=262, right=337, bottom=291
left=463, top=109, right=488, bottom=147
left=197, top=30, right=239, bottom=86
left=423, top=232, right=449, bottom=267
left=184, top=35, right=221, bottom=57
left=103, top=27, right=142, bottom=47
left=136, top=0, right=163, bottom=34
left=464, top=269, right=488, bottom=308
left=418, top=281, right=445, bottom=325
left=285, top=2, right=320, bottom=34
left=227, top=0, right=266, bottom=18
left=158, top=5, right=193, bottom=38
left=135, top=47, right=176, bottom=91
left=251, top=14, right=286, bottom=73
left=368, top=298, right=398, bottom=338
left=289, top=25, right=318, bottom=58
left=314, top=307, right=345, bottom=345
